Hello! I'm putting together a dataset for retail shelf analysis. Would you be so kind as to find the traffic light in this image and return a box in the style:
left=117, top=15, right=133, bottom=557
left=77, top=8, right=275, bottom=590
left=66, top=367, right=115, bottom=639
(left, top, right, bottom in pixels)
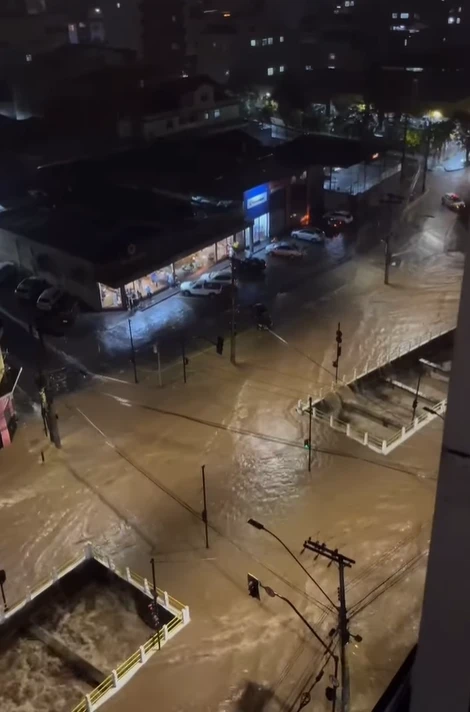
left=247, top=573, right=260, bottom=600
left=216, top=336, right=224, bottom=355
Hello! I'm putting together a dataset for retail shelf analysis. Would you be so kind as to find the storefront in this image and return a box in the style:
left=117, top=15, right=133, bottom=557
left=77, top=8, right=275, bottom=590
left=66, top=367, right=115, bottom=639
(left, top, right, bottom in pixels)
left=97, top=229, right=251, bottom=310
left=244, top=184, right=270, bottom=246
left=124, top=264, right=175, bottom=305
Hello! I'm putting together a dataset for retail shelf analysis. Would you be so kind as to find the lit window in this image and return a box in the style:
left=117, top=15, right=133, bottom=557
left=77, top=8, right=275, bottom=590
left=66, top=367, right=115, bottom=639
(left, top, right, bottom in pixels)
left=457, top=17, right=461, bottom=23
left=279, top=35, right=284, bottom=42
left=448, top=16, right=455, bottom=23
left=350, top=0, right=354, bottom=5
left=279, top=65, right=285, bottom=72
left=94, top=6, right=101, bottom=13
left=404, top=38, right=408, bottom=45
left=328, top=52, right=336, bottom=60
left=406, top=66, right=423, bottom=71
left=116, top=2, right=120, bottom=7
left=79, top=21, right=86, bottom=27
left=214, top=109, right=220, bottom=118
left=345, top=0, right=350, bottom=6
left=400, top=12, right=409, bottom=18
left=268, top=37, right=273, bottom=44
left=25, top=53, right=32, bottom=62
left=225, top=69, right=230, bottom=76
left=172, top=15, right=176, bottom=21
left=392, top=12, right=398, bottom=18
left=250, top=39, right=257, bottom=46
left=305, top=65, right=313, bottom=70
left=391, top=25, right=406, bottom=30
left=204, top=112, right=209, bottom=119
left=328, top=65, right=335, bottom=69
left=267, top=67, right=274, bottom=75
left=458, top=6, right=462, bottom=11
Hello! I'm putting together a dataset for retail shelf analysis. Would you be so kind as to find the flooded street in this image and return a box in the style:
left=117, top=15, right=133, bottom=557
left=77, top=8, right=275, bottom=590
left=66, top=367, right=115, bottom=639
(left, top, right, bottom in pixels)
left=0, top=163, right=467, bottom=712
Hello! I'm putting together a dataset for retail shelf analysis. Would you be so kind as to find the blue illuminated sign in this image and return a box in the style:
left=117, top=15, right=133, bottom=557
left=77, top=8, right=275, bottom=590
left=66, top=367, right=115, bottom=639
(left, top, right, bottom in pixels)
left=244, top=184, right=269, bottom=219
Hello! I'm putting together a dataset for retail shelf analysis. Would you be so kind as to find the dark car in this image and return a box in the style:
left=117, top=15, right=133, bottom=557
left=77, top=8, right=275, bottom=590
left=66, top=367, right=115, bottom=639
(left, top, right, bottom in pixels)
left=234, top=256, right=266, bottom=278
left=15, top=277, right=50, bottom=303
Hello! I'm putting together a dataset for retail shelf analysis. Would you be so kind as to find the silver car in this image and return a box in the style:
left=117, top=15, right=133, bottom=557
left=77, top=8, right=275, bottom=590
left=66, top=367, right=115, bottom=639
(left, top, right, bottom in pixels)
left=291, top=227, right=326, bottom=243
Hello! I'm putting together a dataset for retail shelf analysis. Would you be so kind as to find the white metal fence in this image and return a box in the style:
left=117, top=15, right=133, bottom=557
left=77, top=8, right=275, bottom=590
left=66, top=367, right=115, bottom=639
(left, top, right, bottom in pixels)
left=297, top=327, right=453, bottom=456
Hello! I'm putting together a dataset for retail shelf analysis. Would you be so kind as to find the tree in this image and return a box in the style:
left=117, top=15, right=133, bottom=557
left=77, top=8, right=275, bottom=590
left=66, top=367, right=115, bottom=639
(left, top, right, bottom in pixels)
left=453, top=111, right=470, bottom=163
left=272, top=75, right=308, bottom=129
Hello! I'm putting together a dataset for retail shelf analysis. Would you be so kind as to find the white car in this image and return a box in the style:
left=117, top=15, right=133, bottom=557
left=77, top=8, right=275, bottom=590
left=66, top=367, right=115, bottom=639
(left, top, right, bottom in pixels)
left=323, top=210, right=354, bottom=225
left=180, top=279, right=228, bottom=297
left=265, top=241, right=304, bottom=258
left=291, top=227, right=326, bottom=243
left=442, top=192, right=465, bottom=210
left=204, top=270, right=233, bottom=284
left=36, top=286, right=65, bottom=311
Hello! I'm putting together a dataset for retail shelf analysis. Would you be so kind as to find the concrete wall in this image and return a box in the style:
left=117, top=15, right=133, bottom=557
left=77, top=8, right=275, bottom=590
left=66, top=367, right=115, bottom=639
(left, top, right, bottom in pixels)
left=0, top=227, right=101, bottom=310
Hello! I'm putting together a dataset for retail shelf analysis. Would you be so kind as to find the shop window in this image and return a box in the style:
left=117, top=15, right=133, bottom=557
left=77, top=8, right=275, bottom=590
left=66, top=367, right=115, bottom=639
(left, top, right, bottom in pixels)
left=124, top=266, right=175, bottom=306
left=99, top=283, right=123, bottom=309
left=174, top=244, right=217, bottom=283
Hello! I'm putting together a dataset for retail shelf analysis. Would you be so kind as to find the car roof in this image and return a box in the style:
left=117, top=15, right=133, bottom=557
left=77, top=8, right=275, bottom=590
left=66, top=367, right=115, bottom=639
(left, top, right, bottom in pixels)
left=40, top=286, right=61, bottom=296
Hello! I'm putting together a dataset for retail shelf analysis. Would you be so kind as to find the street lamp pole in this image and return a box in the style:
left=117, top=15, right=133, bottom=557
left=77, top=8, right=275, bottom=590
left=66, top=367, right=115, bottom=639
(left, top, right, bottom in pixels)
left=247, top=519, right=337, bottom=610
left=261, top=582, right=337, bottom=659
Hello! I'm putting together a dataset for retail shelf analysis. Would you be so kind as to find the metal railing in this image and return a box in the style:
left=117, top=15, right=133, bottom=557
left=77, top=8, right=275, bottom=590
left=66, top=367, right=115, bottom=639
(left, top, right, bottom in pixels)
left=308, top=397, right=447, bottom=457
left=298, top=326, right=454, bottom=413
left=1, top=544, right=190, bottom=712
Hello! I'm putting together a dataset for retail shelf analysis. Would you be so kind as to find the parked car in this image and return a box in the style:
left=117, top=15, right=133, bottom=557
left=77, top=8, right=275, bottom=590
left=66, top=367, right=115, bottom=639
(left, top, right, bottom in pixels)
left=442, top=192, right=465, bottom=210
left=0, top=261, right=16, bottom=285
left=36, top=286, right=65, bottom=311
left=233, top=256, right=266, bottom=277
left=180, top=279, right=228, bottom=297
left=265, top=241, right=304, bottom=258
left=15, top=277, right=49, bottom=302
left=291, top=227, right=326, bottom=243
left=204, top=270, right=233, bottom=284
left=323, top=210, right=354, bottom=227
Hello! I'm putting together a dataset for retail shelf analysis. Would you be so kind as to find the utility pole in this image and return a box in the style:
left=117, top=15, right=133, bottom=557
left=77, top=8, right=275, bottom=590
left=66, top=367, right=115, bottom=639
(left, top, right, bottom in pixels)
left=332, top=323, right=342, bottom=383
left=308, top=396, right=313, bottom=472
left=181, top=338, right=188, bottom=384
left=230, top=256, right=237, bottom=365
left=422, top=125, right=431, bottom=194
left=400, top=113, right=409, bottom=181
left=128, top=319, right=138, bottom=384
left=384, top=232, right=391, bottom=285
left=380, top=193, right=405, bottom=286
left=303, top=539, right=359, bottom=712
left=149, top=557, right=161, bottom=649
left=0, top=569, right=8, bottom=611
left=411, top=370, right=422, bottom=422
left=35, top=329, right=61, bottom=449
left=201, top=465, right=209, bottom=549
left=153, top=343, right=162, bottom=387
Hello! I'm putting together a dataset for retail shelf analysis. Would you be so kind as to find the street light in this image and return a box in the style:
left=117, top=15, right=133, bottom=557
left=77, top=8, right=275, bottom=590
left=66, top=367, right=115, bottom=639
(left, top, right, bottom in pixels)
left=247, top=518, right=337, bottom=611
left=423, top=406, right=445, bottom=421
